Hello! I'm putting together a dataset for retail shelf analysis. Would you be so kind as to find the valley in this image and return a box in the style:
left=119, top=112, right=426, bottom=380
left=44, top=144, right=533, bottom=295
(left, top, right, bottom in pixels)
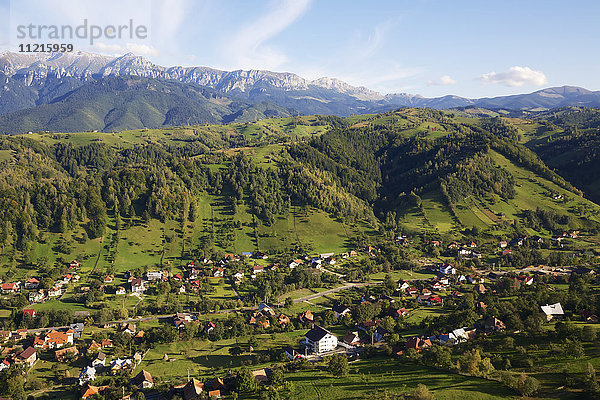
left=0, top=106, right=598, bottom=399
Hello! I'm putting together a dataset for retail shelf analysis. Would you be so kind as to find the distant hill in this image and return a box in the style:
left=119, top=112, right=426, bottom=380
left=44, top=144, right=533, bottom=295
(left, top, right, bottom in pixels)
left=0, top=51, right=600, bottom=131
left=0, top=75, right=292, bottom=133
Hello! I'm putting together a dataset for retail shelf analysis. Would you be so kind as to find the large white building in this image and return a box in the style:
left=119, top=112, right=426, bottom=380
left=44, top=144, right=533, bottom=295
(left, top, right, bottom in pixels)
left=541, top=303, right=564, bottom=321
left=305, top=326, right=338, bottom=354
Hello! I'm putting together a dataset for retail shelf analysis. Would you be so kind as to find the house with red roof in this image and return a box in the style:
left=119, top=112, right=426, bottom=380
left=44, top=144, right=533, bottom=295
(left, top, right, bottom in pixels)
left=24, top=278, right=40, bottom=290
left=1, top=283, right=19, bottom=294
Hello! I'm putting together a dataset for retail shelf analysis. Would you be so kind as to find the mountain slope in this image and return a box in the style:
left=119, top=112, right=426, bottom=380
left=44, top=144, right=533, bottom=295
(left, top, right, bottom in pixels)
left=0, top=75, right=292, bottom=133
left=1, top=51, right=599, bottom=120
left=523, top=107, right=600, bottom=203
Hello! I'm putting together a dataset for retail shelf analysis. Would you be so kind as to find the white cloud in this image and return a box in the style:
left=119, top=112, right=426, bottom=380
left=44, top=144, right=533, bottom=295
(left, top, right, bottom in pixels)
left=336, top=63, right=423, bottom=94
left=226, top=0, right=312, bottom=70
left=351, top=19, right=396, bottom=60
left=428, top=75, right=457, bottom=86
left=150, top=0, right=192, bottom=56
left=479, top=66, right=547, bottom=87
left=93, top=42, right=159, bottom=56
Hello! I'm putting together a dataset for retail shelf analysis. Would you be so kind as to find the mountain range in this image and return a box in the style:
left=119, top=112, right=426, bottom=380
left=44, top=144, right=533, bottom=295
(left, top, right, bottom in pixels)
left=1, top=51, right=600, bottom=133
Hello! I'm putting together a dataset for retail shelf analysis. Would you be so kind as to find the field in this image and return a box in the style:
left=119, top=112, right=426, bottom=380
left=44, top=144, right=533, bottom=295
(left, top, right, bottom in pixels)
left=22, top=115, right=331, bottom=150
left=285, top=358, right=515, bottom=400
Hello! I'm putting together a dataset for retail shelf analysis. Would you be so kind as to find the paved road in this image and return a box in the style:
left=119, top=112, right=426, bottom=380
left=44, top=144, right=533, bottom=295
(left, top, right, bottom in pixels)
left=291, top=281, right=380, bottom=304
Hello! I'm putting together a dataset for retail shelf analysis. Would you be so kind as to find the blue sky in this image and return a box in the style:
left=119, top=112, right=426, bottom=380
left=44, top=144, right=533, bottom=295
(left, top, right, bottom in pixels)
left=1, top=0, right=599, bottom=97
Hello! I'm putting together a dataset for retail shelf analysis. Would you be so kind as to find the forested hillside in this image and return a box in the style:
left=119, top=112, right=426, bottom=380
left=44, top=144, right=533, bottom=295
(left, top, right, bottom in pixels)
left=0, top=76, right=293, bottom=134
left=525, top=107, right=600, bottom=203
left=0, top=108, right=599, bottom=278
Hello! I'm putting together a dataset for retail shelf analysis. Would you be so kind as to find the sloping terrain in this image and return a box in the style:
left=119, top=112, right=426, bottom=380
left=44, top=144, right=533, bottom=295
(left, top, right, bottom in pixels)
left=0, top=108, right=599, bottom=278
left=0, top=76, right=292, bottom=133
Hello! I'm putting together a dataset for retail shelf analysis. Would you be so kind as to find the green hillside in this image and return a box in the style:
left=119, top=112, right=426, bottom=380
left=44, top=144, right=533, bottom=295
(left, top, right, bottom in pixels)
left=0, top=107, right=599, bottom=279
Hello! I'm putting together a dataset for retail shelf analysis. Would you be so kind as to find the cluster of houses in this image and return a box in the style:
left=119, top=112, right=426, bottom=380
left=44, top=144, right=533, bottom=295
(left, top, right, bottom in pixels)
left=499, top=231, right=582, bottom=254
left=282, top=300, right=409, bottom=358
left=248, top=303, right=286, bottom=329
left=288, top=251, right=357, bottom=271
left=0, top=260, right=85, bottom=307
left=0, top=344, right=37, bottom=371
left=171, top=375, right=236, bottom=399
left=2, top=272, right=81, bottom=303
left=80, top=369, right=154, bottom=398
left=78, top=335, right=144, bottom=387
left=0, top=323, right=82, bottom=372
left=399, top=315, right=507, bottom=355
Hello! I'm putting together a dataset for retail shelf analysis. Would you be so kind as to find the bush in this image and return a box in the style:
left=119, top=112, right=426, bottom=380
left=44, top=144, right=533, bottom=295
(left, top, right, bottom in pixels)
left=410, top=384, right=435, bottom=400
left=500, top=372, right=540, bottom=397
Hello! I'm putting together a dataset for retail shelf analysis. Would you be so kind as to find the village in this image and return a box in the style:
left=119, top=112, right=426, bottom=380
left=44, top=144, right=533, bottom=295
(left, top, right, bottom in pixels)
left=0, top=231, right=594, bottom=400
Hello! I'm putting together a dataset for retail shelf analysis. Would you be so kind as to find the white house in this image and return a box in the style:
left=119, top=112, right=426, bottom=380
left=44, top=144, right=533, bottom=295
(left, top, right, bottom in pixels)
left=147, top=271, right=162, bottom=281
left=78, top=366, right=96, bottom=385
left=332, top=304, right=350, bottom=320
left=450, top=328, right=468, bottom=344
left=91, top=352, right=106, bottom=368
left=131, top=279, right=146, bottom=293
left=213, top=268, right=225, bottom=278
left=305, top=326, right=338, bottom=354
left=439, top=264, right=456, bottom=275
left=110, top=358, right=132, bottom=372
left=541, top=303, right=564, bottom=321
left=233, top=271, right=245, bottom=282
left=29, top=290, right=45, bottom=302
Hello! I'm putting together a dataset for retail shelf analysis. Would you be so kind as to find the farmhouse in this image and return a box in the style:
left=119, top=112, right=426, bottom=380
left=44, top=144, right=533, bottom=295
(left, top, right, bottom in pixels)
left=131, top=370, right=154, bottom=389
left=1, top=282, right=19, bottom=293
left=405, top=337, right=432, bottom=352
left=278, top=314, right=291, bottom=328
left=389, top=308, right=408, bottom=318
left=0, top=331, right=12, bottom=343
left=299, top=310, right=314, bottom=324
left=78, top=366, right=96, bottom=385
left=33, top=329, right=74, bottom=349
left=541, top=303, right=564, bottom=321
left=92, top=351, right=106, bottom=367
left=172, top=378, right=204, bottom=400
left=484, top=317, right=506, bottom=332
left=131, top=278, right=146, bottom=293
left=55, top=346, right=79, bottom=362
left=343, top=331, right=361, bottom=346
left=284, top=346, right=303, bottom=360
left=146, top=271, right=163, bottom=281
left=439, top=264, right=456, bottom=275
left=70, top=323, right=84, bottom=338
left=24, top=278, right=40, bottom=289
left=29, top=290, right=45, bottom=302
left=17, top=346, right=37, bottom=366
left=332, top=304, right=350, bottom=319
left=305, top=326, right=338, bottom=354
